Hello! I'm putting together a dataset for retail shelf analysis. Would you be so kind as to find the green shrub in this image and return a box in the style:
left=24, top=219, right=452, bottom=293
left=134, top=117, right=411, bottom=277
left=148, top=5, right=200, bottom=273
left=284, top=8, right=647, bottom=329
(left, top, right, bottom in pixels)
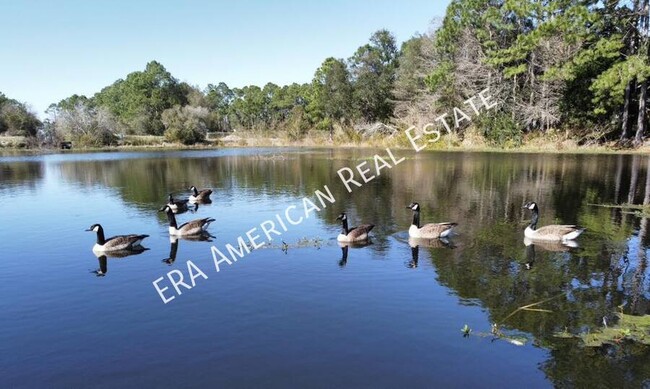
left=162, top=105, right=208, bottom=145
left=286, top=106, right=310, bottom=141
left=477, top=113, right=522, bottom=147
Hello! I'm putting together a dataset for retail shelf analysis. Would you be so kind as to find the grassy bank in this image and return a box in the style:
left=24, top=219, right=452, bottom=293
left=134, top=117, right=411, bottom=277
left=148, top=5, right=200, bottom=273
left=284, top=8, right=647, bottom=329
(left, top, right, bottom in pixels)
left=2, top=130, right=650, bottom=155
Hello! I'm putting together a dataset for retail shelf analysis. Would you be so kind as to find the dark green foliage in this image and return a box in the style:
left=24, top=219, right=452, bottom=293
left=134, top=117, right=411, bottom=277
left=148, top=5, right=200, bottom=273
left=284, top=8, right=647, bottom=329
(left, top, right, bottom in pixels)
left=94, top=61, right=187, bottom=135
left=477, top=112, right=522, bottom=147
left=0, top=92, right=41, bottom=137
left=349, top=29, right=399, bottom=122
left=309, top=57, right=353, bottom=130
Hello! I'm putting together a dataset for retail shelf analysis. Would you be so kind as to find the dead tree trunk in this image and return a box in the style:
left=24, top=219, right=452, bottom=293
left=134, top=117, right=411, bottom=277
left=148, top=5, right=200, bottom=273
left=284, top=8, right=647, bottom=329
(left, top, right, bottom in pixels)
left=636, top=81, right=647, bottom=145
left=635, top=0, right=649, bottom=146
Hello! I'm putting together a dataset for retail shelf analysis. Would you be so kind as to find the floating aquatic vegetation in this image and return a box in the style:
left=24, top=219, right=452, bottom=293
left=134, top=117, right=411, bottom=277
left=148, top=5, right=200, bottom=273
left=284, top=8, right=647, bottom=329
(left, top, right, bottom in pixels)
left=460, top=322, right=528, bottom=346
left=250, top=237, right=326, bottom=253
left=588, top=202, right=650, bottom=217
left=462, top=295, right=561, bottom=347
left=297, top=237, right=324, bottom=249
left=554, top=309, right=650, bottom=347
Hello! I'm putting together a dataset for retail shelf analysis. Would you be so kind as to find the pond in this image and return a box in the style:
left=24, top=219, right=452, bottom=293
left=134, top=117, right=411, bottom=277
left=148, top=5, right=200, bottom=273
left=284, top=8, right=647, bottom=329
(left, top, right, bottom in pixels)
left=1, top=148, right=650, bottom=387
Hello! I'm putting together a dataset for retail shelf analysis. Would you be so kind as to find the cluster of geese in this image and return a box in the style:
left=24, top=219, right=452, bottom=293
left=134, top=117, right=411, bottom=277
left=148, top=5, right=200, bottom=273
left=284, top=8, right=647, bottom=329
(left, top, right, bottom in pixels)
left=86, top=186, right=215, bottom=274
left=87, top=187, right=586, bottom=273
left=335, top=201, right=585, bottom=267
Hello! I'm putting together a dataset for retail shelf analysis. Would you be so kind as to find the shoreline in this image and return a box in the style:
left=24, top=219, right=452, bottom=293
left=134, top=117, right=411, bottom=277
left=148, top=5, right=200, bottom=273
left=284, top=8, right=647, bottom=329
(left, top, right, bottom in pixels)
left=1, top=135, right=650, bottom=156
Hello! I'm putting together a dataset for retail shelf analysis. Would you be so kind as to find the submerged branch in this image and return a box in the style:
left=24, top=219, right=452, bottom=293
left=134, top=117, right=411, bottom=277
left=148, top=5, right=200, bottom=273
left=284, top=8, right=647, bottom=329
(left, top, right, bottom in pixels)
left=499, top=294, right=563, bottom=325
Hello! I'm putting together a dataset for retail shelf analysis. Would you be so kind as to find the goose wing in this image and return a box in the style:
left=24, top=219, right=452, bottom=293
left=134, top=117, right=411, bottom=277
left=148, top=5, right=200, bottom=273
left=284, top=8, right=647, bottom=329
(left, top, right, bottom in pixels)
left=347, top=224, right=375, bottom=240
left=178, top=218, right=215, bottom=235
left=104, top=234, right=149, bottom=250
left=420, top=222, right=457, bottom=237
left=198, top=189, right=213, bottom=199
left=534, top=225, right=582, bottom=238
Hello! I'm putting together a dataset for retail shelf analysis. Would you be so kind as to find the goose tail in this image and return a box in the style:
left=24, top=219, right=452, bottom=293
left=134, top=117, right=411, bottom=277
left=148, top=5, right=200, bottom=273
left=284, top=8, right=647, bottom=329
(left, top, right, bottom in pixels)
left=563, top=227, right=586, bottom=241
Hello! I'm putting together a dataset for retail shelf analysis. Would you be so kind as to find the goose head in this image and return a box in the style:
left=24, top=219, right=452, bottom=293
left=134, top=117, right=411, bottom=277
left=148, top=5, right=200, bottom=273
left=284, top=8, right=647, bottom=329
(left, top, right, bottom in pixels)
left=522, top=202, right=538, bottom=211
left=85, top=223, right=102, bottom=232
left=159, top=205, right=173, bottom=214
left=168, top=193, right=174, bottom=202
left=336, top=213, right=347, bottom=221
left=406, top=202, right=420, bottom=211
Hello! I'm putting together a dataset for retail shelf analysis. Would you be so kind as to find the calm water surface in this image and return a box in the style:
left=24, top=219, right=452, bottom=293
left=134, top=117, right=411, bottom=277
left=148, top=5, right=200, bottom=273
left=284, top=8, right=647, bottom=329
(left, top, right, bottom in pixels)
left=1, top=148, right=650, bottom=388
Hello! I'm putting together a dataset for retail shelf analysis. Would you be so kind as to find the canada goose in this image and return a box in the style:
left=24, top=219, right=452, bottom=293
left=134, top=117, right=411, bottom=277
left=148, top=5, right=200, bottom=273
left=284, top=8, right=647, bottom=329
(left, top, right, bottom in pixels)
left=336, top=212, right=375, bottom=242
left=159, top=205, right=215, bottom=236
left=86, top=224, right=148, bottom=252
left=188, top=186, right=212, bottom=202
left=167, top=193, right=189, bottom=213
left=407, top=202, right=457, bottom=239
left=522, top=202, right=585, bottom=242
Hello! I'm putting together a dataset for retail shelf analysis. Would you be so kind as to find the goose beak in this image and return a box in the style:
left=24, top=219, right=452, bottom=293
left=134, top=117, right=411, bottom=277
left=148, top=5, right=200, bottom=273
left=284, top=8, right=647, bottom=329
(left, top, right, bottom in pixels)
left=84, top=228, right=92, bottom=231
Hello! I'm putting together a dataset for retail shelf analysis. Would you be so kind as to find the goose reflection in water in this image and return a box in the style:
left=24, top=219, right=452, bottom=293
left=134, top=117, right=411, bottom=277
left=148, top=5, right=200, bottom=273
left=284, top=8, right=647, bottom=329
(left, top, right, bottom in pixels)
left=92, top=247, right=149, bottom=277
left=406, top=237, right=456, bottom=269
left=163, top=233, right=215, bottom=265
left=522, top=237, right=579, bottom=270
left=167, top=196, right=199, bottom=215
left=337, top=241, right=372, bottom=268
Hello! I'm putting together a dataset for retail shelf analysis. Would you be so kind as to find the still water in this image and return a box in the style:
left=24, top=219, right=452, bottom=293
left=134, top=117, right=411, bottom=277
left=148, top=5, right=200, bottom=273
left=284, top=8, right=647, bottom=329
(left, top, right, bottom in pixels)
left=1, top=148, right=650, bottom=387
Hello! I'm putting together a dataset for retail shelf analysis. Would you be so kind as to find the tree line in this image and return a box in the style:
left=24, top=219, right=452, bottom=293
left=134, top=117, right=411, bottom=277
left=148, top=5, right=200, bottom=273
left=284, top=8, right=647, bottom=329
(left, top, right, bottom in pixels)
left=2, top=0, right=650, bottom=147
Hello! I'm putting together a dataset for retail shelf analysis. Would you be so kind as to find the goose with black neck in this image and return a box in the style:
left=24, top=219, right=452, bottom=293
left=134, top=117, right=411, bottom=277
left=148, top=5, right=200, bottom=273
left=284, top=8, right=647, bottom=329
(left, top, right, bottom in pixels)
left=336, top=212, right=375, bottom=243
left=407, top=202, right=457, bottom=239
left=522, top=201, right=585, bottom=242
left=86, top=223, right=149, bottom=252
left=159, top=205, right=215, bottom=236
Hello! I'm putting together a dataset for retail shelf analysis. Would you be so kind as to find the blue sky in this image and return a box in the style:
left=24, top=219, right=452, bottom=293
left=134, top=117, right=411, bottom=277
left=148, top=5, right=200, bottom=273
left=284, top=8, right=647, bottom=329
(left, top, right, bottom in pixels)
left=0, top=1, right=449, bottom=117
